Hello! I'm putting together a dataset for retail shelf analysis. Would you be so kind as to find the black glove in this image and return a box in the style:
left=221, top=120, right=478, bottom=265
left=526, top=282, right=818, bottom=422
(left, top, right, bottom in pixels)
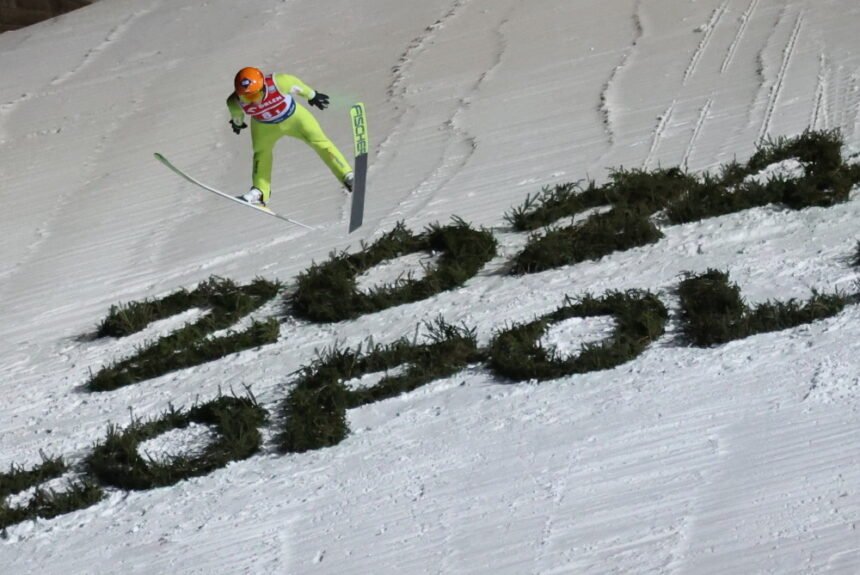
left=308, top=92, right=329, bottom=110
left=230, top=119, right=247, bottom=135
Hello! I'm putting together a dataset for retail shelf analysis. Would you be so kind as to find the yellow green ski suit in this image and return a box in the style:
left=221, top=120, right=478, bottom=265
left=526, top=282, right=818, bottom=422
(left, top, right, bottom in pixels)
left=226, top=74, right=352, bottom=203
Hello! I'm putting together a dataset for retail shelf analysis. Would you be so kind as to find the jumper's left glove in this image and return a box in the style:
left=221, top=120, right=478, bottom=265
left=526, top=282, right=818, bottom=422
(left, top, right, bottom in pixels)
left=308, top=92, right=329, bottom=110
left=230, top=119, right=247, bottom=135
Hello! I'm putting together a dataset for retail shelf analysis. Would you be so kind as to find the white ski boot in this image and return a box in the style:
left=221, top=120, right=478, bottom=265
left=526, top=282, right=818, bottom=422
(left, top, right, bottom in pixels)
left=342, top=172, right=354, bottom=194
left=239, top=187, right=264, bottom=206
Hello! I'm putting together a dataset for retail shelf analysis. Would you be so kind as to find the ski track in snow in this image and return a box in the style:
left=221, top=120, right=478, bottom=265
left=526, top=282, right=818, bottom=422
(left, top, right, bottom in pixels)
left=682, top=98, right=713, bottom=169
left=719, top=1, right=785, bottom=163
left=829, top=66, right=850, bottom=138
left=368, top=0, right=473, bottom=229
left=50, top=9, right=153, bottom=87
left=0, top=62, right=162, bottom=301
left=383, top=13, right=511, bottom=225
left=720, top=0, right=760, bottom=75
left=835, top=71, right=860, bottom=142
left=0, top=93, right=32, bottom=147
left=710, top=0, right=773, bottom=166
left=740, top=5, right=775, bottom=138
left=0, top=10, right=154, bottom=291
left=384, top=1, right=469, bottom=100
left=378, top=0, right=470, bottom=152
left=757, top=9, right=804, bottom=144
left=811, top=52, right=831, bottom=130
left=643, top=100, right=675, bottom=169
left=3, top=9, right=171, bottom=261
left=683, top=1, right=728, bottom=85
left=598, top=0, right=644, bottom=147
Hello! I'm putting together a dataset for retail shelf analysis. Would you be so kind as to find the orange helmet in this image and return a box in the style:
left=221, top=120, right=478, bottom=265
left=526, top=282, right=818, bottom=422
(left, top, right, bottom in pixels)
left=234, top=67, right=265, bottom=98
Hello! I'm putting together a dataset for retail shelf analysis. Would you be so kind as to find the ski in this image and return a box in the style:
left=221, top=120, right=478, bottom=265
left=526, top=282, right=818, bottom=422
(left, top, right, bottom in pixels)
left=153, top=153, right=314, bottom=230
left=348, top=102, right=368, bottom=233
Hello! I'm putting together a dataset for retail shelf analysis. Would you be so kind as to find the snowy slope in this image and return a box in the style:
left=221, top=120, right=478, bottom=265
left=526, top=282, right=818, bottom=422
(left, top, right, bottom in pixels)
left=2, top=0, right=860, bottom=573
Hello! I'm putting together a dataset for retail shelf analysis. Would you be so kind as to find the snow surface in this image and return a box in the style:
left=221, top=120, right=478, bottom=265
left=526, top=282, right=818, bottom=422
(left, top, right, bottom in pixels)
left=539, top=316, right=618, bottom=361
left=1, top=0, right=860, bottom=573
left=355, top=252, right=441, bottom=294
left=744, top=158, right=806, bottom=185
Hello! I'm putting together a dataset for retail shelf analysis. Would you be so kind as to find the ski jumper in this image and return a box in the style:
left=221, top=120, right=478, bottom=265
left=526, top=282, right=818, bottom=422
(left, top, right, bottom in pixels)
left=226, top=74, right=352, bottom=203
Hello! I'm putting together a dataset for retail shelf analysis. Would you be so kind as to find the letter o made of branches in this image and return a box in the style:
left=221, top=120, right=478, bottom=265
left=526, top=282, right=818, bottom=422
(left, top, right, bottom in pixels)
left=86, top=396, right=267, bottom=490
left=488, top=290, right=668, bottom=381
left=292, top=219, right=497, bottom=323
